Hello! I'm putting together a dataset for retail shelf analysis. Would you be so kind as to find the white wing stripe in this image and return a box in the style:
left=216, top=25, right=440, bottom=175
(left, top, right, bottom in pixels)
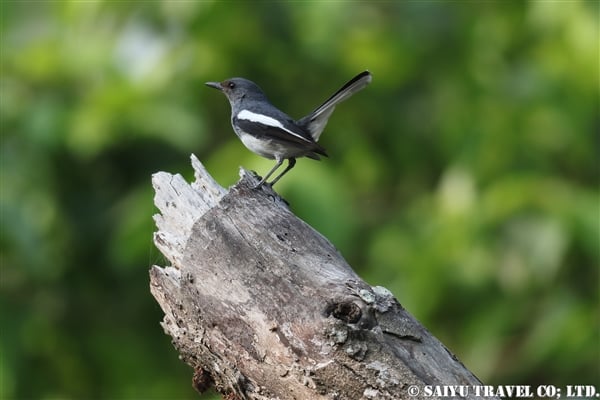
left=237, top=109, right=311, bottom=142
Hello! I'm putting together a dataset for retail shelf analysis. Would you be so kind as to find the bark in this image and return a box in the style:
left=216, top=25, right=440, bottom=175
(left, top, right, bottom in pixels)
left=149, top=154, right=497, bottom=400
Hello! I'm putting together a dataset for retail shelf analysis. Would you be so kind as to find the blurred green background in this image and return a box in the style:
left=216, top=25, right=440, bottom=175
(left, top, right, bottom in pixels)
left=1, top=1, right=598, bottom=399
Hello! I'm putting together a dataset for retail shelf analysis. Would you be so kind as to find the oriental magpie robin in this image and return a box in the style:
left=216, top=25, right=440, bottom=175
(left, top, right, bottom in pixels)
left=206, top=70, right=372, bottom=187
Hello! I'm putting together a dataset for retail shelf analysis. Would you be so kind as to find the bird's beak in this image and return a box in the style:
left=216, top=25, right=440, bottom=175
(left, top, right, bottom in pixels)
left=205, top=81, right=223, bottom=91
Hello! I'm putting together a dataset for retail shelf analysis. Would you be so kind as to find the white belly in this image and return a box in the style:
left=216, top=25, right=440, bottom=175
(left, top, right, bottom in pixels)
left=237, top=131, right=304, bottom=159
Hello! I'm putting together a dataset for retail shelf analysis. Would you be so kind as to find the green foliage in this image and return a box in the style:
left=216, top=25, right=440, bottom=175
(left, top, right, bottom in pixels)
left=1, top=1, right=598, bottom=399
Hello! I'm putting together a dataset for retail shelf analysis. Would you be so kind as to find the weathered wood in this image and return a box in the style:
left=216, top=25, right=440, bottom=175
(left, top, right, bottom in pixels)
left=150, top=154, right=497, bottom=400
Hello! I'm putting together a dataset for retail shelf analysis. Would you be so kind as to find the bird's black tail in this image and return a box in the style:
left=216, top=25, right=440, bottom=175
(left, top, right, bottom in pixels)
left=297, top=71, right=372, bottom=141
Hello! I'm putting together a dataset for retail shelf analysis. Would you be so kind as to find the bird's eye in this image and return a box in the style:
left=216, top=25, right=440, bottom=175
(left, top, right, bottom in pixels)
left=227, top=81, right=236, bottom=89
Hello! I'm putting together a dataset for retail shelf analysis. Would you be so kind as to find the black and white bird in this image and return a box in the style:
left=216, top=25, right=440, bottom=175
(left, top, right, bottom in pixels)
left=206, top=70, right=372, bottom=187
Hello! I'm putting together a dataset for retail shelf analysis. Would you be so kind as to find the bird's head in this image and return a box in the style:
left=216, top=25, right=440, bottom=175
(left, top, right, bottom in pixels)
left=205, top=78, right=267, bottom=106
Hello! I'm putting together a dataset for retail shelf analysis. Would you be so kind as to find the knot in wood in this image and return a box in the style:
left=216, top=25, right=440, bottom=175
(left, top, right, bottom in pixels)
left=327, top=300, right=362, bottom=324
left=192, top=368, right=213, bottom=394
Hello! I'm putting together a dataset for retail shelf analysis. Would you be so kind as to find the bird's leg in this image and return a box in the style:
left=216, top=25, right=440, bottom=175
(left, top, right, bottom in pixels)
left=269, top=158, right=296, bottom=187
left=254, top=157, right=284, bottom=188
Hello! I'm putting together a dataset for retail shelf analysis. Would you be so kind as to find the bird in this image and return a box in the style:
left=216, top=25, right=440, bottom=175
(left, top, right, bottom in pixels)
left=205, top=70, right=372, bottom=188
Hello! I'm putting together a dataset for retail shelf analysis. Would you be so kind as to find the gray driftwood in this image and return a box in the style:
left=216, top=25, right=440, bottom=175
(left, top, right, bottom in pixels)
left=150, top=155, right=496, bottom=400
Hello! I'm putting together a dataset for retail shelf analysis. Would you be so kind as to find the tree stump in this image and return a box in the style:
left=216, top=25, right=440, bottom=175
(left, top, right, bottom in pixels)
left=149, top=154, right=497, bottom=400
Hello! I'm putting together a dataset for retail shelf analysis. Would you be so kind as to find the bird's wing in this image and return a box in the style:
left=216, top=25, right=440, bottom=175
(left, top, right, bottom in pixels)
left=234, top=109, right=327, bottom=156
